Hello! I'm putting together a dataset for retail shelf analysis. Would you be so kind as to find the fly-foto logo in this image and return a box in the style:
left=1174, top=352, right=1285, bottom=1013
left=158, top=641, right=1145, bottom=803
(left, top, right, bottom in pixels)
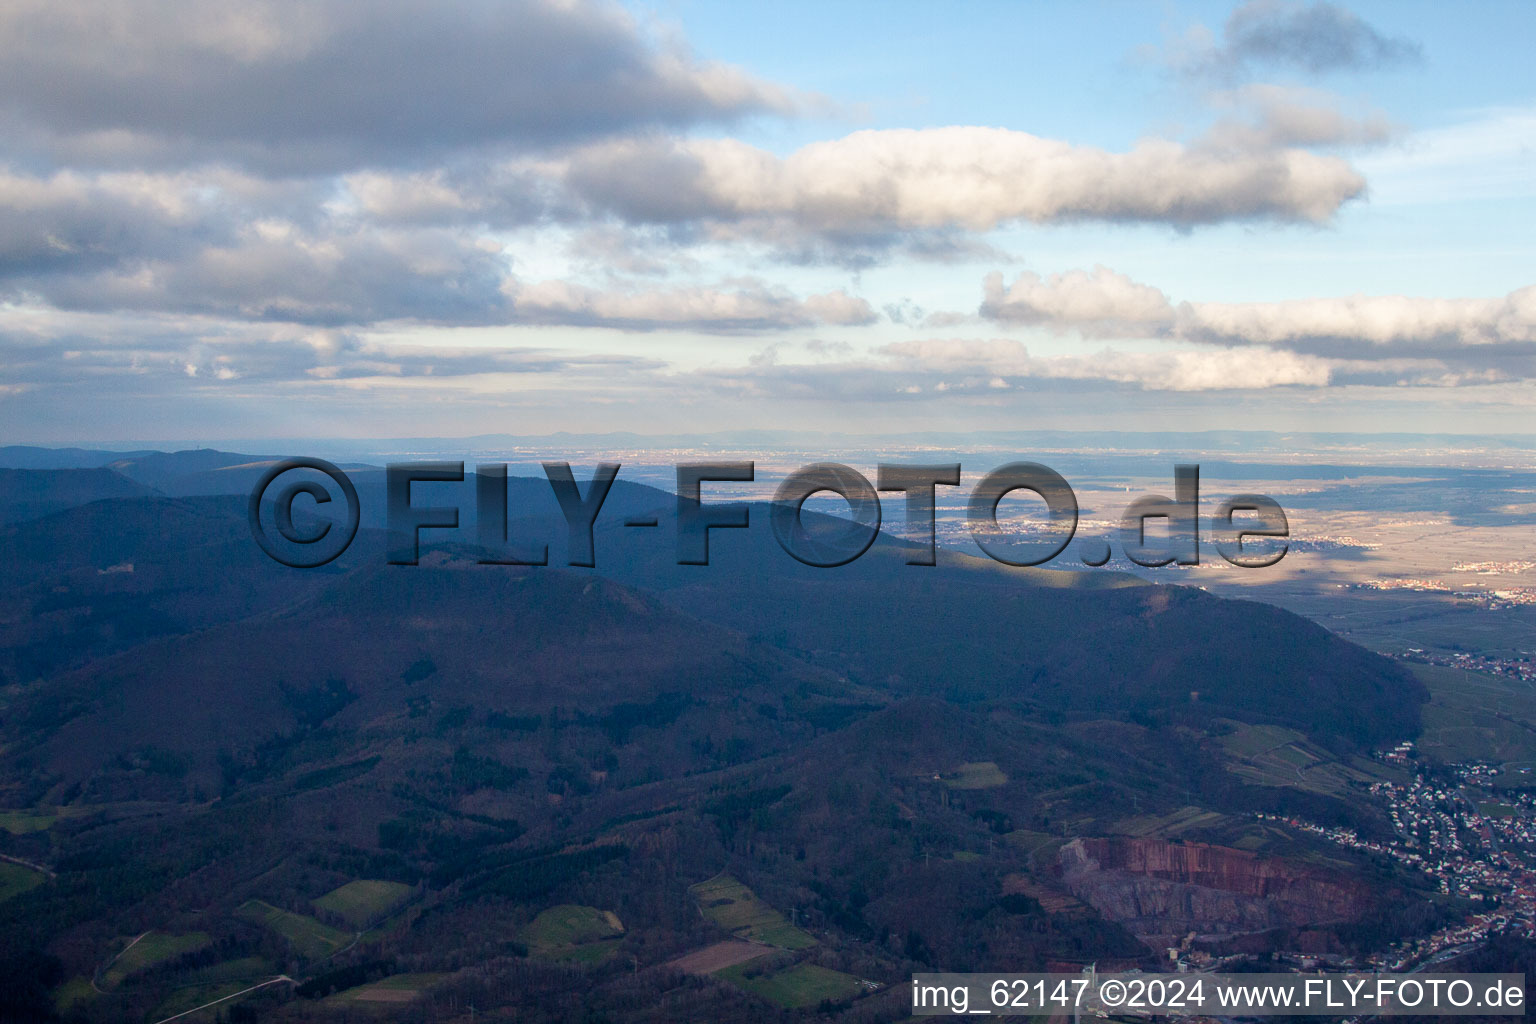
left=248, top=459, right=1288, bottom=571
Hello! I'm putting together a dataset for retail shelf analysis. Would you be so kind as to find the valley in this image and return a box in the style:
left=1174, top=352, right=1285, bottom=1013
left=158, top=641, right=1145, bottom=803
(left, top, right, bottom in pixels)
left=0, top=449, right=1530, bottom=1021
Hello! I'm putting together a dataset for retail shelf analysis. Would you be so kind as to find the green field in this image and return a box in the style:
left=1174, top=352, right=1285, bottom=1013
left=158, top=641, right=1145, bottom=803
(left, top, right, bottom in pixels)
left=1113, top=804, right=1229, bottom=838
left=1109, top=802, right=1316, bottom=857
left=327, top=972, right=448, bottom=1006
left=180, top=956, right=272, bottom=985
left=1216, top=721, right=1397, bottom=795
left=102, top=930, right=211, bottom=987
left=0, top=809, right=59, bottom=834
left=553, top=938, right=624, bottom=966
left=1414, top=663, right=1536, bottom=765
left=0, top=860, right=45, bottom=902
left=1219, top=722, right=1306, bottom=758
left=235, top=899, right=350, bottom=959
left=716, top=961, right=863, bottom=1009
left=1004, top=828, right=1062, bottom=864
left=522, top=904, right=624, bottom=962
left=1229, top=821, right=1304, bottom=852
left=0, top=805, right=99, bottom=834
left=690, top=874, right=816, bottom=950
left=313, top=880, right=415, bottom=927
left=943, top=761, right=1008, bottom=790
left=148, top=980, right=261, bottom=1021
left=54, top=976, right=96, bottom=1013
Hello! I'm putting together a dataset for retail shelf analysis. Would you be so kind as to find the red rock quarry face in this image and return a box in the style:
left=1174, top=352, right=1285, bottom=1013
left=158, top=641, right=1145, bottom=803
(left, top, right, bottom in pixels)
left=1058, top=837, right=1373, bottom=949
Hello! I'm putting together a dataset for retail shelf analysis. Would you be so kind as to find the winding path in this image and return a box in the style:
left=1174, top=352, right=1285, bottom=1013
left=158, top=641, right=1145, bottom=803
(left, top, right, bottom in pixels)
left=0, top=851, right=55, bottom=877
left=92, top=930, right=151, bottom=994
left=148, top=975, right=295, bottom=1024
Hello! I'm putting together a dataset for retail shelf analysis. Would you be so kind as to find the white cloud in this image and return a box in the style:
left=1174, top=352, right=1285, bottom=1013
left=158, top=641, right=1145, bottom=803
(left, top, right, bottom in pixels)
left=982, top=267, right=1536, bottom=358
left=0, top=310, right=668, bottom=389
left=980, top=267, right=1175, bottom=334
left=0, top=167, right=225, bottom=275
left=506, top=279, right=876, bottom=333
left=557, top=125, right=1367, bottom=235
left=879, top=338, right=1332, bottom=391
left=0, top=0, right=795, bottom=173
left=16, top=222, right=512, bottom=326
left=1203, top=84, right=1395, bottom=150
left=1168, top=0, right=1422, bottom=79
left=803, top=290, right=880, bottom=326
left=1180, top=287, right=1536, bottom=350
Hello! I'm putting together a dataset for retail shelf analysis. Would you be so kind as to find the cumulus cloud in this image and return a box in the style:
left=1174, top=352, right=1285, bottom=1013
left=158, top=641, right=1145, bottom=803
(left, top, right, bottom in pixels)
left=978, top=265, right=1536, bottom=386
left=0, top=3, right=1388, bottom=352
left=559, top=225, right=708, bottom=278
left=556, top=126, right=1367, bottom=237
left=7, top=221, right=513, bottom=326
left=0, top=168, right=232, bottom=277
left=1180, top=288, right=1536, bottom=356
left=1175, top=0, right=1422, bottom=79
left=0, top=162, right=892, bottom=334
left=694, top=338, right=1335, bottom=401
left=879, top=338, right=1332, bottom=391
left=506, top=279, right=876, bottom=333
left=981, top=267, right=1536, bottom=355
left=0, top=0, right=794, bottom=173
left=1203, top=84, right=1394, bottom=150
left=980, top=267, right=1176, bottom=335
left=0, top=0, right=1507, bottom=434
left=803, top=290, right=881, bottom=326
left=1223, top=0, right=1421, bottom=74
left=10, top=227, right=882, bottom=334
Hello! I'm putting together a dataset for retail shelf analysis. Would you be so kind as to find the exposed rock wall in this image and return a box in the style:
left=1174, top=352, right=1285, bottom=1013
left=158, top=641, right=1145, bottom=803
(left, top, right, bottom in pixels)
left=1059, top=838, right=1370, bottom=948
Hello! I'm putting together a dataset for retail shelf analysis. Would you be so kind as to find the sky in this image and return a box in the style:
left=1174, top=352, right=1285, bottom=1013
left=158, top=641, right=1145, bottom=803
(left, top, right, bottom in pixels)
left=0, top=0, right=1533, bottom=443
